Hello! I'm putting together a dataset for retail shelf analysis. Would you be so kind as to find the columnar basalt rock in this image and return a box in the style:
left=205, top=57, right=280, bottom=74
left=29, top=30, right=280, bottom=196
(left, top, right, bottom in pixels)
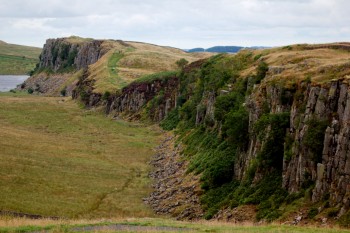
left=106, top=77, right=179, bottom=121
left=243, top=79, right=350, bottom=214
left=39, top=38, right=107, bottom=71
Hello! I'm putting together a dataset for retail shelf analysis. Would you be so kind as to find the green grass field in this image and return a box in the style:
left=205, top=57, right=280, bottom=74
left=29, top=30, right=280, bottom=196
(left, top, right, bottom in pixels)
left=0, top=41, right=41, bottom=74
left=0, top=93, right=161, bottom=218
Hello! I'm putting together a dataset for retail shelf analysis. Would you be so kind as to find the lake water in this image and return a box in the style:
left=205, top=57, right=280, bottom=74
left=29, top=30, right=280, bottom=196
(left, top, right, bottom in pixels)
left=0, top=75, right=29, bottom=92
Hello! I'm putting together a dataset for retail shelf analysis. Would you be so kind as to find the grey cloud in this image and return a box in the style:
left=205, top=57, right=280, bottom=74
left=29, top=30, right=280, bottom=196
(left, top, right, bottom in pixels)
left=0, top=0, right=349, bottom=48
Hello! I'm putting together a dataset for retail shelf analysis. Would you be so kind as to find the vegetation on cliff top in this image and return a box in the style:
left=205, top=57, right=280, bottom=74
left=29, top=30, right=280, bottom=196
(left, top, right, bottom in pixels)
left=88, top=40, right=211, bottom=93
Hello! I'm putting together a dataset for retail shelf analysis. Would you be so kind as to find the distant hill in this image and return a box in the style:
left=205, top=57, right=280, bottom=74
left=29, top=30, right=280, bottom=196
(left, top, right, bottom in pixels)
left=187, top=47, right=206, bottom=52
left=186, top=45, right=269, bottom=53
left=0, top=41, right=42, bottom=75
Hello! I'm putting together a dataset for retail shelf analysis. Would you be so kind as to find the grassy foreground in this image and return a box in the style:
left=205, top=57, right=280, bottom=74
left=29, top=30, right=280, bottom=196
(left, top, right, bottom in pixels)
left=1, top=217, right=350, bottom=233
left=0, top=93, right=161, bottom=218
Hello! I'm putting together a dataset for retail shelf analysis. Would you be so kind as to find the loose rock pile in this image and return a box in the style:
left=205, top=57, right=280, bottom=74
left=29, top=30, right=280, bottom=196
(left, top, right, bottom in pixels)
left=144, top=135, right=203, bottom=220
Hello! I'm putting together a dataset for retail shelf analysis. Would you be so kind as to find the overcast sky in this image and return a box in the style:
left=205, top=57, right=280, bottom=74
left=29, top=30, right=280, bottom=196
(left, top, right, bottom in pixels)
left=0, top=0, right=349, bottom=49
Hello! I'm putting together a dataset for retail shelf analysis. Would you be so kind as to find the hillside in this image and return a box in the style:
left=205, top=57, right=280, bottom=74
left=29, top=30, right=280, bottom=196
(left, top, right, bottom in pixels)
left=0, top=92, right=161, bottom=218
left=72, top=42, right=350, bottom=226
left=0, top=41, right=41, bottom=75
left=21, top=36, right=211, bottom=95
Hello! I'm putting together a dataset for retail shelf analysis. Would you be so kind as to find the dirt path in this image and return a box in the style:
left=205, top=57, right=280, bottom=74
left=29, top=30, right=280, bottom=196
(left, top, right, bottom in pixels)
left=70, top=224, right=191, bottom=232
left=31, top=224, right=191, bottom=232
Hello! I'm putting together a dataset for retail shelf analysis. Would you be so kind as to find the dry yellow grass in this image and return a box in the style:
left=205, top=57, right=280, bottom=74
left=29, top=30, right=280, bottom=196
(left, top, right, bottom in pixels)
left=241, top=43, right=350, bottom=86
left=86, top=40, right=212, bottom=93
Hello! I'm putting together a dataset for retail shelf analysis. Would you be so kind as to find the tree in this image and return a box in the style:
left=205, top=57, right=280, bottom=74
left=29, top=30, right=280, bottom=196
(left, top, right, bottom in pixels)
left=176, top=58, right=189, bottom=69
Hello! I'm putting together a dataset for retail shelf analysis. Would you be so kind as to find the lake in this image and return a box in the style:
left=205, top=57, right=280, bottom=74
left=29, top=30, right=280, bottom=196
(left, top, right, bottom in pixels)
left=0, top=75, right=29, bottom=92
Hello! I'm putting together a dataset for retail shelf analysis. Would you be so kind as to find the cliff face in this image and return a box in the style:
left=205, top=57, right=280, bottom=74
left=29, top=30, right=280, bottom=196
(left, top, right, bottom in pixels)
left=244, top=79, right=350, bottom=214
left=38, top=38, right=108, bottom=72
left=74, top=46, right=350, bottom=224
left=284, top=81, right=350, bottom=212
left=23, top=36, right=210, bottom=97
left=74, top=70, right=179, bottom=121
left=19, top=37, right=111, bottom=95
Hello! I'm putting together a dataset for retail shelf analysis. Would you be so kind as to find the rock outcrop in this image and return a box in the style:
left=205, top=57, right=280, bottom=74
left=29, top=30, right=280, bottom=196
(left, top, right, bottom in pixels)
left=19, top=72, right=78, bottom=96
left=74, top=72, right=180, bottom=122
left=107, top=77, right=179, bottom=121
left=241, top=79, right=350, bottom=214
left=144, top=135, right=203, bottom=220
left=38, top=37, right=110, bottom=72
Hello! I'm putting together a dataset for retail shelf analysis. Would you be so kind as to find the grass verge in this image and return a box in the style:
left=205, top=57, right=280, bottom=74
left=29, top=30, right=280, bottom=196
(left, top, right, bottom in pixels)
left=1, top=217, right=350, bottom=232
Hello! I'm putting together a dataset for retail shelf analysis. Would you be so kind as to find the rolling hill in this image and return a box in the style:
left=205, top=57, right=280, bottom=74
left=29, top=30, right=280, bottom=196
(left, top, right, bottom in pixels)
left=0, top=41, right=41, bottom=75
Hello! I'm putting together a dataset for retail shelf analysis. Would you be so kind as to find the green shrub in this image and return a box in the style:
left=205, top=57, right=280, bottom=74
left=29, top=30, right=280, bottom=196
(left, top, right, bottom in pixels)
left=285, top=190, right=304, bottom=204
left=222, top=107, right=249, bottom=149
left=303, top=118, right=328, bottom=163
left=59, top=43, right=70, bottom=60
left=66, top=47, right=78, bottom=67
left=160, top=108, right=180, bottom=130
left=60, top=87, right=67, bottom=96
left=284, top=133, right=294, bottom=162
left=254, top=112, right=290, bottom=171
left=176, top=58, right=189, bottom=69
left=327, top=207, right=339, bottom=218
left=280, top=86, right=297, bottom=105
left=102, top=91, right=111, bottom=101
left=79, top=89, right=90, bottom=102
left=254, top=54, right=263, bottom=61
left=201, top=181, right=238, bottom=219
left=307, top=207, right=318, bottom=219
left=214, top=92, right=243, bottom=121
left=255, top=61, right=268, bottom=84
left=27, top=88, right=34, bottom=94
left=133, top=71, right=177, bottom=84
left=339, top=211, right=350, bottom=227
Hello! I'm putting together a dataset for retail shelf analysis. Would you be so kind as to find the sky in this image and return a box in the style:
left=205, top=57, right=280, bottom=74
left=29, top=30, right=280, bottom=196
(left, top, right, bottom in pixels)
left=0, top=0, right=349, bottom=49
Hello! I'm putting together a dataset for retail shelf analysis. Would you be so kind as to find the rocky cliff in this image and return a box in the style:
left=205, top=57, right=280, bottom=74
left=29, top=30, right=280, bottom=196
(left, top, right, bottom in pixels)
left=18, top=36, right=113, bottom=95
left=38, top=37, right=110, bottom=72
left=22, top=37, right=350, bottom=225
left=20, top=36, right=209, bottom=96
left=72, top=43, right=350, bottom=225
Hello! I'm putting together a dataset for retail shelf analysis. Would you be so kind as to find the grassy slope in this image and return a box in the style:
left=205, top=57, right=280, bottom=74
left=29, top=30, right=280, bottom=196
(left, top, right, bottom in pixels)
left=88, top=40, right=212, bottom=93
left=242, top=43, right=350, bottom=85
left=0, top=93, right=161, bottom=218
left=0, top=41, right=41, bottom=75
left=90, top=42, right=350, bottom=94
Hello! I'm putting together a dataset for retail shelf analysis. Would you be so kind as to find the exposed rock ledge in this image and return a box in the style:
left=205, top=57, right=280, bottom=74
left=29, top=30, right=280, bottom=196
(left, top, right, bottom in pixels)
left=144, top=134, right=203, bottom=220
